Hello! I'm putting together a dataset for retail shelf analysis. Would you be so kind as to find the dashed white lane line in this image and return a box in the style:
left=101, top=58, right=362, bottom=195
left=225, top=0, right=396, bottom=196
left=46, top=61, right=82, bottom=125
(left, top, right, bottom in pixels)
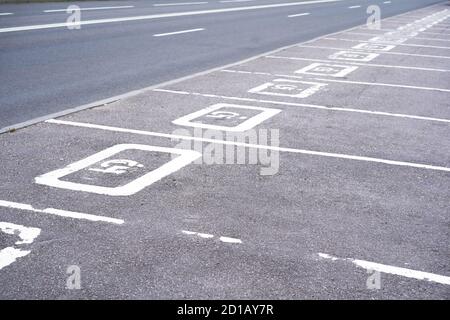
left=0, top=222, right=41, bottom=270
left=0, top=13, right=13, bottom=16
left=383, top=1, right=391, bottom=4
left=220, top=0, right=258, bottom=3
left=47, top=119, right=450, bottom=173
left=182, top=230, right=242, bottom=243
left=298, top=44, right=450, bottom=59
left=154, top=28, right=204, bottom=37
left=348, top=5, right=361, bottom=9
left=0, top=0, right=345, bottom=33
left=43, top=6, right=135, bottom=13
left=154, top=2, right=208, bottom=6
left=266, top=55, right=450, bottom=72
left=221, top=69, right=450, bottom=93
left=288, top=12, right=310, bottom=18
left=323, top=37, right=450, bottom=50
left=0, top=200, right=124, bottom=225
left=318, top=253, right=450, bottom=286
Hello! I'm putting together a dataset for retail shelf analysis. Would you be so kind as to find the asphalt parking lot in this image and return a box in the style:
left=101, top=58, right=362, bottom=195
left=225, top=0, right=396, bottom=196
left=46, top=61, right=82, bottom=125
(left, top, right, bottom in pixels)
left=0, top=3, right=449, bottom=299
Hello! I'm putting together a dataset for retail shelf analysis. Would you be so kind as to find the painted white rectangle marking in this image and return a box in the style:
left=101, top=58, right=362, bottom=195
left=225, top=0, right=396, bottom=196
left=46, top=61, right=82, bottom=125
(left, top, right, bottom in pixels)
left=248, top=78, right=326, bottom=98
left=348, top=5, right=361, bottom=9
left=153, top=28, right=204, bottom=37
left=43, top=6, right=134, bottom=13
left=383, top=1, right=391, bottom=3
left=328, top=51, right=380, bottom=62
left=0, top=13, right=13, bottom=16
left=288, top=12, right=310, bottom=18
left=295, top=63, right=358, bottom=77
left=352, top=42, right=396, bottom=51
left=369, top=36, right=408, bottom=44
left=318, top=253, right=450, bottom=286
left=172, top=103, right=281, bottom=131
left=0, top=222, right=41, bottom=270
left=35, top=144, right=201, bottom=196
left=0, top=200, right=124, bottom=224
left=182, top=230, right=242, bottom=243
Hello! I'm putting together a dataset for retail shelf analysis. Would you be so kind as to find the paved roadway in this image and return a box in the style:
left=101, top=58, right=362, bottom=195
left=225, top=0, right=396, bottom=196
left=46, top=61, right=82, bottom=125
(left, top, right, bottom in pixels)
left=0, top=0, right=445, bottom=131
left=0, top=1, right=449, bottom=300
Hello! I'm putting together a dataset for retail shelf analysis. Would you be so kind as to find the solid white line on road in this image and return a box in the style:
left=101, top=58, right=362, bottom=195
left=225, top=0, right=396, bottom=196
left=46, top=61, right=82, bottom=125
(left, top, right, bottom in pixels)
left=323, top=37, right=450, bottom=49
left=348, top=6, right=361, bottom=9
left=153, top=28, right=204, bottom=37
left=345, top=31, right=450, bottom=42
left=220, top=0, right=258, bottom=3
left=154, top=87, right=450, bottom=123
left=0, top=0, right=346, bottom=33
left=288, top=12, right=310, bottom=18
left=298, top=44, right=450, bottom=59
left=43, top=6, right=135, bottom=13
left=318, top=253, right=450, bottom=286
left=0, top=13, right=13, bottom=16
left=0, top=200, right=124, bottom=225
left=154, top=2, right=208, bottom=6
left=383, top=1, right=391, bottom=4
left=266, top=55, right=450, bottom=72
left=221, top=69, right=450, bottom=93
left=47, top=119, right=450, bottom=173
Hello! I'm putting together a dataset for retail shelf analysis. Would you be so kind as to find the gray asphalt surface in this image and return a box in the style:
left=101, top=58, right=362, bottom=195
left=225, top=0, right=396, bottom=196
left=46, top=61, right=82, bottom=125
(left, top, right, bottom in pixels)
left=0, top=1, right=449, bottom=300
left=0, top=0, right=444, bottom=130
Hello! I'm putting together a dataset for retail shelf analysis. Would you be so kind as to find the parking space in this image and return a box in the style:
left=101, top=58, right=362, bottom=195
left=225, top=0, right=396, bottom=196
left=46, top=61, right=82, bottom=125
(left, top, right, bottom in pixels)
left=0, top=3, right=449, bottom=298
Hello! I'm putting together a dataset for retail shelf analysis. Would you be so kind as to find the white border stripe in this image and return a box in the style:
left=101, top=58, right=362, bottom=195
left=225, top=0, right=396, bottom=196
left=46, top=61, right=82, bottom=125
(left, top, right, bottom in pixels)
left=0, top=200, right=124, bottom=225
left=318, top=253, right=450, bottom=285
left=154, top=28, right=204, bottom=37
left=43, top=6, right=134, bottom=13
left=46, top=119, right=450, bottom=173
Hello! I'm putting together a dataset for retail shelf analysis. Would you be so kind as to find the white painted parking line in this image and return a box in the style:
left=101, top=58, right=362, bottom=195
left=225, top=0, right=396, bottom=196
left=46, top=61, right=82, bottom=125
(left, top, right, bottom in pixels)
left=182, top=230, right=242, bottom=243
left=318, top=253, right=450, bottom=286
left=0, top=0, right=346, bottom=33
left=0, top=13, right=13, bottom=16
left=154, top=88, right=450, bottom=123
left=294, top=63, right=359, bottom=77
left=47, top=119, right=450, bottom=173
left=248, top=78, right=326, bottom=98
left=154, top=28, right=204, bottom=37
left=351, top=43, right=396, bottom=51
left=154, top=2, right=208, bottom=6
left=222, top=69, right=450, bottom=93
left=266, top=55, right=450, bottom=72
left=344, top=32, right=450, bottom=43
left=43, top=6, right=134, bottom=13
left=0, top=222, right=41, bottom=270
left=0, top=200, right=124, bottom=224
left=348, top=6, right=361, bottom=9
left=324, top=37, right=450, bottom=50
left=300, top=45, right=450, bottom=59
left=35, top=144, right=201, bottom=196
left=172, top=103, right=281, bottom=131
left=288, top=12, right=310, bottom=18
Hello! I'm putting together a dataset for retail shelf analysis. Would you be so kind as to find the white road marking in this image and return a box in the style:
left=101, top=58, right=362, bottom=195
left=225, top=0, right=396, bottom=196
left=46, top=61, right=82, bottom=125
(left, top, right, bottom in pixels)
left=155, top=88, right=450, bottom=123
left=351, top=42, right=396, bottom=51
left=0, top=13, right=13, bottom=16
left=266, top=55, right=450, bottom=72
left=294, top=63, right=359, bottom=77
left=288, top=12, right=310, bottom=18
left=248, top=78, right=327, bottom=98
left=318, top=253, right=450, bottom=286
left=222, top=69, right=450, bottom=92
left=383, top=1, right=391, bottom=4
left=153, top=28, right=204, bottom=37
left=172, top=103, right=281, bottom=131
left=220, top=0, right=258, bottom=3
left=329, top=51, right=380, bottom=62
left=154, top=2, right=208, bottom=6
left=182, top=230, right=242, bottom=243
left=35, top=144, right=201, bottom=196
left=47, top=119, right=450, bottom=172
left=324, top=37, right=450, bottom=50
left=344, top=32, right=450, bottom=43
left=43, top=6, right=134, bottom=13
left=0, top=200, right=124, bottom=224
left=0, top=222, right=41, bottom=270
left=348, top=5, right=361, bottom=9
left=299, top=45, right=450, bottom=59
left=0, top=0, right=346, bottom=33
